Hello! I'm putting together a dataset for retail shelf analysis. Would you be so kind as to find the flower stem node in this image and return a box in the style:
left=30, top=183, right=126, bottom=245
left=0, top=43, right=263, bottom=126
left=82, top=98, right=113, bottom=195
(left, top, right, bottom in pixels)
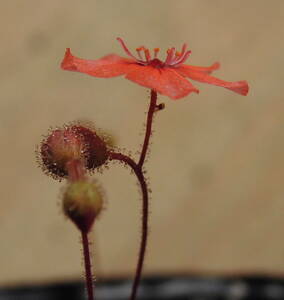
left=155, top=103, right=165, bottom=111
left=40, top=124, right=109, bottom=179
left=63, top=181, right=103, bottom=233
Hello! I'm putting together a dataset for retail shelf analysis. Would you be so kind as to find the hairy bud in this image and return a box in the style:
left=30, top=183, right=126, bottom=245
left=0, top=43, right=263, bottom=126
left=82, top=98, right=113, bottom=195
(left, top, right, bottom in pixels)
left=39, top=124, right=109, bottom=179
left=63, top=181, right=103, bottom=232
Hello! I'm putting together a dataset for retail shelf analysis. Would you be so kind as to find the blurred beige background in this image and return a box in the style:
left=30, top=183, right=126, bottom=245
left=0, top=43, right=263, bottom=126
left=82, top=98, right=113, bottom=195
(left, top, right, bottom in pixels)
left=1, top=0, right=284, bottom=286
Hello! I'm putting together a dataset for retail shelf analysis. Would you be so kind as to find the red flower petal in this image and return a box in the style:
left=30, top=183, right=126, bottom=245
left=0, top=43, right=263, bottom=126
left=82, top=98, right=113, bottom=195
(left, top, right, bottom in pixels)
left=125, top=65, right=199, bottom=100
left=177, top=62, right=220, bottom=75
left=61, top=48, right=134, bottom=78
left=176, top=67, right=249, bottom=96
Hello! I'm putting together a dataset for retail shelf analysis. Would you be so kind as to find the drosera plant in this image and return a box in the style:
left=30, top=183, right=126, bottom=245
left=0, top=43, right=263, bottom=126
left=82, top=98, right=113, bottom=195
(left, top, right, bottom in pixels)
left=37, top=38, right=249, bottom=300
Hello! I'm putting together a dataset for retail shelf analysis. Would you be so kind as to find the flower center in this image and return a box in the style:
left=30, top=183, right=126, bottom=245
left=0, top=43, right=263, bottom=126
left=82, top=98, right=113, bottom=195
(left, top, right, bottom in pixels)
left=148, top=58, right=164, bottom=68
left=117, top=37, right=192, bottom=68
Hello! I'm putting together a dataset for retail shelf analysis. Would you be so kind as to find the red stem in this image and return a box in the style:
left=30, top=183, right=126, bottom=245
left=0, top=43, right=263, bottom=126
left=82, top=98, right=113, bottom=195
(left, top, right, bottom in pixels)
left=108, top=89, right=158, bottom=300
left=66, top=159, right=86, bottom=182
left=109, top=152, right=148, bottom=300
left=138, top=89, right=157, bottom=167
left=67, top=160, right=94, bottom=299
left=81, top=230, right=94, bottom=300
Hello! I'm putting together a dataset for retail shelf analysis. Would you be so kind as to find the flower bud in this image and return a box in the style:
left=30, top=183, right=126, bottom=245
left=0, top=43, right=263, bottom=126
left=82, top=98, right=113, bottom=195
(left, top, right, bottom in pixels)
left=40, top=124, right=109, bottom=179
left=63, top=181, right=103, bottom=232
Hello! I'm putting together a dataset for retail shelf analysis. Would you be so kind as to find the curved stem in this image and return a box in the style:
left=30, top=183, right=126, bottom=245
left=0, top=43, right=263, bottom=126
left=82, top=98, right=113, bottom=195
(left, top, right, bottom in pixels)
left=109, top=152, right=148, bottom=300
left=81, top=230, right=94, bottom=300
left=109, top=90, right=158, bottom=300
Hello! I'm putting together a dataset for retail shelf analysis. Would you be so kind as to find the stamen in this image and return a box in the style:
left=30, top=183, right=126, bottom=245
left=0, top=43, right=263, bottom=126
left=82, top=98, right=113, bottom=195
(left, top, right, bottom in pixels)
left=136, top=47, right=144, bottom=60
left=144, top=48, right=151, bottom=62
left=174, top=50, right=192, bottom=66
left=164, top=47, right=176, bottom=65
left=154, top=48, right=160, bottom=58
left=117, top=37, right=140, bottom=61
left=172, top=44, right=188, bottom=65
left=180, top=44, right=188, bottom=57
left=117, top=38, right=191, bottom=67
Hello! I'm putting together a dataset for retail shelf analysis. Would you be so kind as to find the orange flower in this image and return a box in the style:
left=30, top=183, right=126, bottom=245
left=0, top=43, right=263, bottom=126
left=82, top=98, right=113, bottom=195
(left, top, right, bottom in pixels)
left=61, top=38, right=249, bottom=100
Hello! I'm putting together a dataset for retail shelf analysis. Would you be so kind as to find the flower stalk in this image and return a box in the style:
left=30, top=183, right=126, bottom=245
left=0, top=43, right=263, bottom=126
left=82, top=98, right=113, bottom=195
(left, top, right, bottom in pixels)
left=138, top=89, right=157, bottom=167
left=109, top=89, right=159, bottom=300
left=81, top=231, right=95, bottom=300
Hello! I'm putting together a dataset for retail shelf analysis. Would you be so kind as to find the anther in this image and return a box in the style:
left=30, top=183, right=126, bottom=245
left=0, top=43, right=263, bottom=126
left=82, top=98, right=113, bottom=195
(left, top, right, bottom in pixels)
left=136, top=47, right=144, bottom=59
left=154, top=48, right=160, bottom=58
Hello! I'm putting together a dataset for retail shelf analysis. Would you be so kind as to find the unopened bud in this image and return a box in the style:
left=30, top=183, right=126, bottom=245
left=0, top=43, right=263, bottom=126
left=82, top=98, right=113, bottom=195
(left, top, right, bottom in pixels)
left=39, top=124, right=109, bottom=179
left=63, top=181, right=103, bottom=232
